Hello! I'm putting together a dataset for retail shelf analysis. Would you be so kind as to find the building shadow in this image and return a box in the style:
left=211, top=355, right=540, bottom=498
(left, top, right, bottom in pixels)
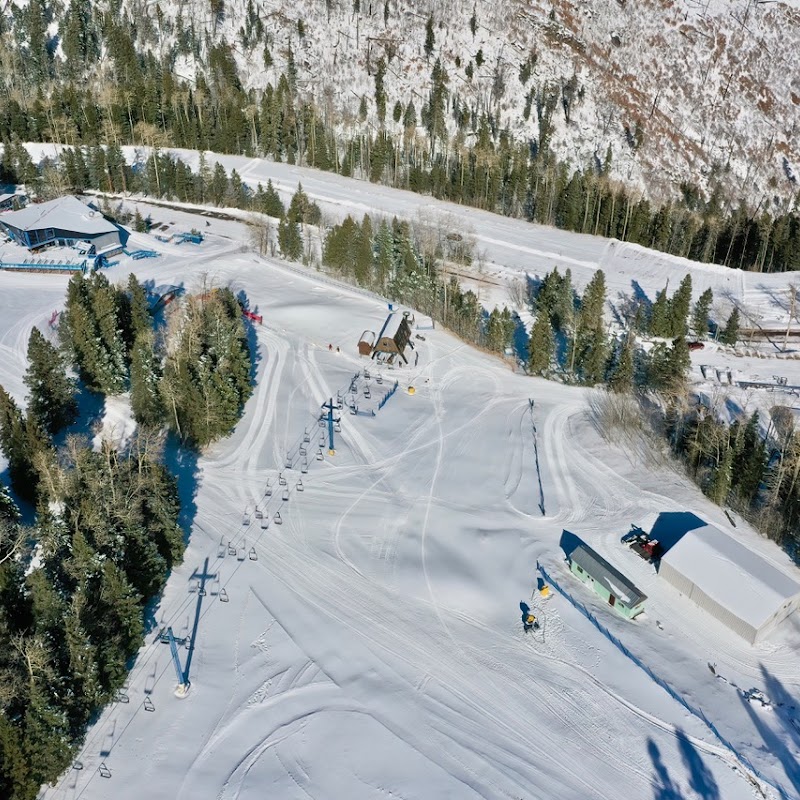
left=649, top=511, right=706, bottom=555
left=559, top=529, right=587, bottom=560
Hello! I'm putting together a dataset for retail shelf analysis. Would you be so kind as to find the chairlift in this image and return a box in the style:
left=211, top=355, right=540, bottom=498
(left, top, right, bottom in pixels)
left=99, top=762, right=112, bottom=778
left=260, top=516, right=269, bottom=529
left=72, top=761, right=84, bottom=771
left=242, top=514, right=251, bottom=526
left=282, top=488, right=290, bottom=502
left=218, top=536, right=226, bottom=557
left=115, top=690, right=130, bottom=704
left=319, top=434, right=326, bottom=446
left=376, top=374, right=383, bottom=384
left=143, top=697, right=155, bottom=712
left=317, top=449, right=324, bottom=461
left=279, top=472, right=287, bottom=486
left=249, top=547, right=258, bottom=561
left=303, top=428, right=311, bottom=443
left=198, top=585, right=206, bottom=597
left=334, top=421, right=342, bottom=432
left=219, top=588, right=229, bottom=603
left=296, top=479, right=304, bottom=492
left=364, top=388, right=371, bottom=399
left=350, top=405, right=358, bottom=415
left=274, top=511, right=282, bottom=525
left=285, top=456, right=292, bottom=468
left=237, top=547, right=246, bottom=561
left=227, top=541, right=237, bottom=556
left=255, top=509, right=263, bottom=519
left=301, top=458, right=308, bottom=474
left=266, top=484, right=272, bottom=497
left=364, top=369, right=371, bottom=379
left=299, top=445, right=307, bottom=456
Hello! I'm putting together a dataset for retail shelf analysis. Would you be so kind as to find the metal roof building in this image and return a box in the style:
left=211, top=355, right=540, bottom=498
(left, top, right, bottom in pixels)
left=0, top=196, right=122, bottom=254
left=659, top=524, right=800, bottom=644
left=568, top=543, right=647, bottom=619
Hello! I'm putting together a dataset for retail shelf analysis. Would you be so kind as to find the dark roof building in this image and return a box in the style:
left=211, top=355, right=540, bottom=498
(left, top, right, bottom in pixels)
left=0, top=196, right=123, bottom=254
left=372, top=310, right=414, bottom=364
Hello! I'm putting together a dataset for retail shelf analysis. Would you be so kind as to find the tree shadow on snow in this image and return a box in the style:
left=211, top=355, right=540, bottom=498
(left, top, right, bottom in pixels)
left=649, top=511, right=706, bottom=559
left=236, top=289, right=263, bottom=388
left=512, top=311, right=528, bottom=363
left=648, top=739, right=684, bottom=800
left=162, top=433, right=201, bottom=546
left=64, top=382, right=106, bottom=443
left=675, top=730, right=719, bottom=800
left=647, top=732, right=719, bottom=800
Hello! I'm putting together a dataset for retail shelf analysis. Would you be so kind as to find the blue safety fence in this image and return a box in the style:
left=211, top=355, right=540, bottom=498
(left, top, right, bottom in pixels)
left=538, top=562, right=782, bottom=798
left=378, top=381, right=400, bottom=411
left=125, top=249, right=160, bottom=260
left=0, top=258, right=86, bottom=273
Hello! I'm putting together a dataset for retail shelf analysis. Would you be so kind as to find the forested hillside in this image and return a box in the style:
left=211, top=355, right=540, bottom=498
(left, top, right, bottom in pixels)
left=0, top=0, right=799, bottom=274
left=0, top=274, right=253, bottom=799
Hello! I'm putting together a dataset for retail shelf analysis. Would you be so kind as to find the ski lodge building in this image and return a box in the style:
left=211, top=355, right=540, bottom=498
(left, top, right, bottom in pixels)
left=0, top=196, right=123, bottom=255
left=659, top=523, right=800, bottom=644
left=568, top=543, right=647, bottom=620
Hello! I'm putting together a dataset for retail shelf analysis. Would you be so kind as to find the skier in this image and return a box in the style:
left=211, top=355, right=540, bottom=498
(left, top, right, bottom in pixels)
left=328, top=343, right=333, bottom=351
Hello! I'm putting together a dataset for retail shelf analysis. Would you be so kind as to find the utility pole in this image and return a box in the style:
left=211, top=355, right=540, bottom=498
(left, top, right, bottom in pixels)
left=321, top=398, right=340, bottom=455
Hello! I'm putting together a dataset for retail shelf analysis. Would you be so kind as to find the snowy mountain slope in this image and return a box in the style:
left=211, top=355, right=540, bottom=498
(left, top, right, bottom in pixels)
left=0, top=203, right=794, bottom=799
left=124, top=0, right=800, bottom=208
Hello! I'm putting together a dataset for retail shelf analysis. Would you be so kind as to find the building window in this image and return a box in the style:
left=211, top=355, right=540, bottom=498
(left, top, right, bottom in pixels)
left=576, top=565, right=583, bottom=574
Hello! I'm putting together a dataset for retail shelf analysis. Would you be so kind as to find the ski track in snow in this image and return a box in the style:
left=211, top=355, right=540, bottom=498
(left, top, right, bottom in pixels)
left=10, top=204, right=796, bottom=800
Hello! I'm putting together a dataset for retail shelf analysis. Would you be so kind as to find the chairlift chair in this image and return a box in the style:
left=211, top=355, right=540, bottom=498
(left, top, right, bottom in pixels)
left=227, top=541, right=237, bottom=556
left=279, top=473, right=287, bottom=486
left=319, top=434, right=326, bottom=446
left=334, top=421, right=342, bottom=432
left=282, top=488, right=290, bottom=502
left=364, top=388, right=371, bottom=399
left=303, top=428, right=311, bottom=443
left=249, top=547, right=258, bottom=560
left=299, top=445, right=307, bottom=456
left=317, top=449, right=324, bottom=461
left=219, top=588, right=229, bottom=603
left=255, top=509, right=263, bottom=519
left=274, top=511, right=282, bottom=525
left=301, top=458, right=309, bottom=473
left=260, top=516, right=269, bottom=529
left=296, top=479, right=304, bottom=492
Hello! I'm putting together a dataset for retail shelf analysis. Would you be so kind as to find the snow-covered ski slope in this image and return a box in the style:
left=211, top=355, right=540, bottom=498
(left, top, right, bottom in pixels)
left=0, top=208, right=789, bottom=800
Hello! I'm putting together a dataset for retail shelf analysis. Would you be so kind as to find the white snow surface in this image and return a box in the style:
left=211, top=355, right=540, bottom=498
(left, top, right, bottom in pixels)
left=0, top=182, right=797, bottom=797
left=661, top=524, right=800, bottom=631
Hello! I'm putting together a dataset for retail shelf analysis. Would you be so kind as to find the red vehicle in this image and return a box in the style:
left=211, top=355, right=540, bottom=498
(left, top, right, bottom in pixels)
left=688, top=341, right=705, bottom=351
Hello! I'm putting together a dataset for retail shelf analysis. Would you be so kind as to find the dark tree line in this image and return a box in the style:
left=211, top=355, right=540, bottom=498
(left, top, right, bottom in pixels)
left=1, top=35, right=798, bottom=274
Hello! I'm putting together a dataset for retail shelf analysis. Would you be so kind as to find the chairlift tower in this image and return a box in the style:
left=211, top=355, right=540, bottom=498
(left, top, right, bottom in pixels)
left=166, top=627, right=190, bottom=697
left=321, top=398, right=341, bottom=455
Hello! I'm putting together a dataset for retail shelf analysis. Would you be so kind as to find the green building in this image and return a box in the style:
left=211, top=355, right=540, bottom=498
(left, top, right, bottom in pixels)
left=568, top=544, right=646, bottom=620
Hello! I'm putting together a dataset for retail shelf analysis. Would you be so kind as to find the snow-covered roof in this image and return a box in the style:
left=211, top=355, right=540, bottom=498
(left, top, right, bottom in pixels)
left=377, top=311, right=409, bottom=342
left=570, top=544, right=647, bottom=609
left=0, top=196, right=117, bottom=235
left=660, top=524, right=800, bottom=629
left=0, top=193, right=17, bottom=204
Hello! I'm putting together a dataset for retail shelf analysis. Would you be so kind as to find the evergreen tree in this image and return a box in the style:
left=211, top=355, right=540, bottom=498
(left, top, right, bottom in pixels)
left=0, top=388, right=48, bottom=505
left=528, top=313, right=554, bottom=376
left=129, top=331, right=165, bottom=429
left=278, top=217, right=303, bottom=260
left=669, top=274, right=692, bottom=337
left=706, top=442, right=734, bottom=504
left=608, top=334, right=635, bottom=393
left=692, top=287, right=713, bottom=338
left=570, top=270, right=607, bottom=384
left=719, top=307, right=740, bottom=345
left=262, top=179, right=285, bottom=218
left=124, top=274, right=151, bottom=344
left=732, top=412, right=766, bottom=503
left=424, top=14, right=435, bottom=59
left=649, top=286, right=671, bottom=337
left=23, top=328, right=78, bottom=435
